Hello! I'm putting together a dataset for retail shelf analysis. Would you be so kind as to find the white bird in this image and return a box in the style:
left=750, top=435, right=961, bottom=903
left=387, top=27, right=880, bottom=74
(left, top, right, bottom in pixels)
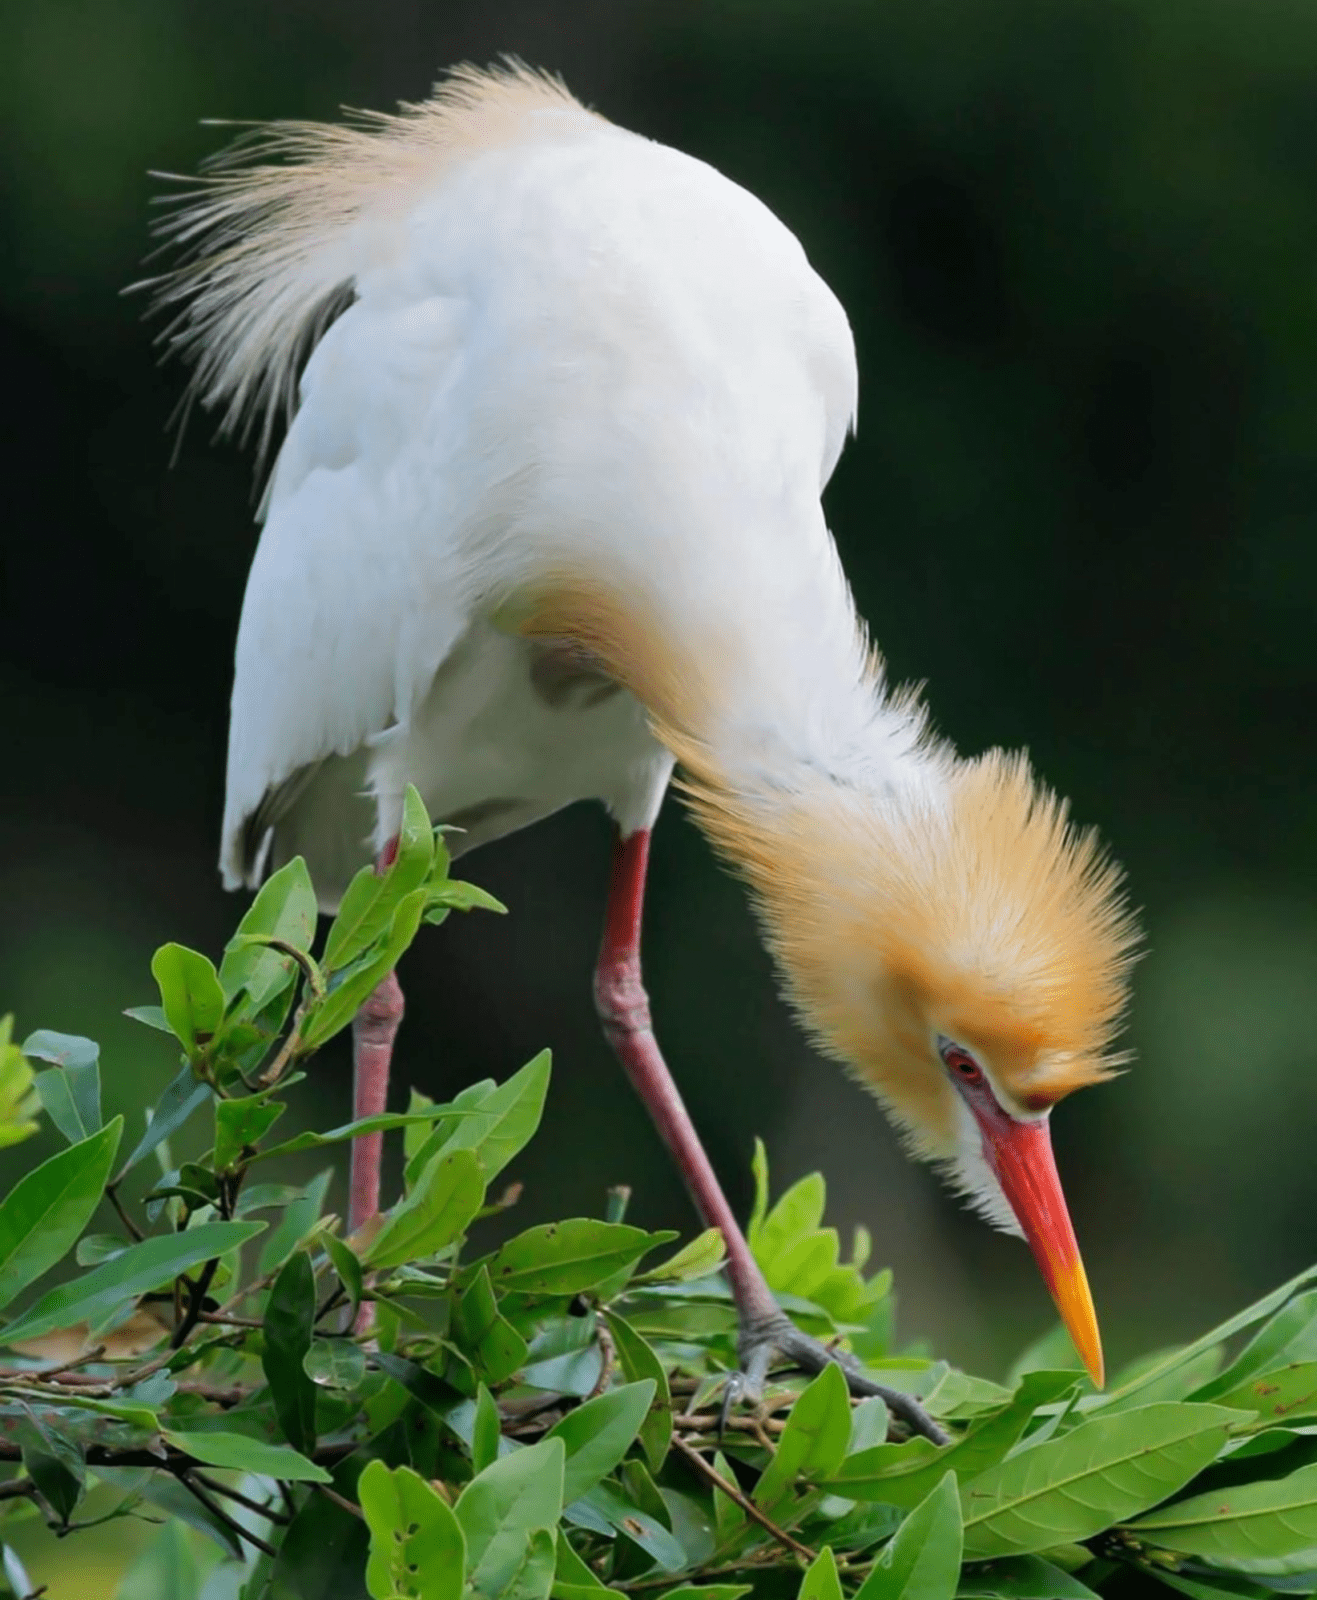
left=149, top=63, right=1137, bottom=1441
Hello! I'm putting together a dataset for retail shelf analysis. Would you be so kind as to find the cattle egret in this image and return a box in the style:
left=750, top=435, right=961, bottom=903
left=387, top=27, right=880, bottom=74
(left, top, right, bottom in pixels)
left=148, top=63, right=1138, bottom=1442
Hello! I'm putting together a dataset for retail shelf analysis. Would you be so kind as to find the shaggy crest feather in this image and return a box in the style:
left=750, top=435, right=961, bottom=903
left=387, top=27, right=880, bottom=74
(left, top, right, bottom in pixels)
left=137, top=61, right=600, bottom=462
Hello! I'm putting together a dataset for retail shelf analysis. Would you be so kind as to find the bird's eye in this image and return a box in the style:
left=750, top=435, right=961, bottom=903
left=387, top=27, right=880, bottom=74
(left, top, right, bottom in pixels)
left=940, top=1042, right=983, bottom=1084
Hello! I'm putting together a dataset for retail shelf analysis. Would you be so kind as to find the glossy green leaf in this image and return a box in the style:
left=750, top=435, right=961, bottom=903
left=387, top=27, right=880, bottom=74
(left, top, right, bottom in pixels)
left=263, top=1248, right=317, bottom=1453
left=955, top=1556, right=1102, bottom=1599
left=554, top=1536, right=608, bottom=1595
left=24, top=1030, right=101, bottom=1143
left=0, top=1116, right=121, bottom=1310
left=258, top=1169, right=331, bottom=1277
left=118, top=1063, right=212, bottom=1176
left=403, top=1087, right=437, bottom=1165
left=305, top=1337, right=367, bottom=1390
left=1, top=1219, right=262, bottom=1344
left=253, top=1107, right=455, bottom=1163
left=750, top=1170, right=826, bottom=1271
left=404, top=1050, right=550, bottom=1186
left=324, top=786, right=434, bottom=973
left=218, top=856, right=317, bottom=1007
left=797, top=1544, right=844, bottom=1600
left=162, top=1426, right=331, bottom=1482
left=756, top=1362, right=852, bottom=1511
left=301, top=888, right=427, bottom=1050
left=213, top=1092, right=284, bottom=1170
left=574, top=1480, right=686, bottom=1571
left=1125, top=1458, right=1317, bottom=1566
left=660, top=1590, right=754, bottom=1600
left=1213, top=1363, right=1317, bottom=1427
left=634, top=1228, right=727, bottom=1285
left=605, top=1309, right=673, bottom=1471
left=455, top=1437, right=564, bottom=1597
left=546, top=1380, right=656, bottom=1505
left=854, top=1472, right=962, bottom=1600
left=827, top=1371, right=1078, bottom=1507
left=359, top=1458, right=465, bottom=1600
left=150, top=942, right=225, bottom=1052
left=454, top=1264, right=530, bottom=1383
left=365, top=1148, right=485, bottom=1270
left=323, top=1230, right=364, bottom=1325
left=1196, top=1292, right=1317, bottom=1404
left=473, top=1382, right=501, bottom=1474
left=960, top=1402, right=1241, bottom=1558
left=485, top=1220, right=662, bottom=1296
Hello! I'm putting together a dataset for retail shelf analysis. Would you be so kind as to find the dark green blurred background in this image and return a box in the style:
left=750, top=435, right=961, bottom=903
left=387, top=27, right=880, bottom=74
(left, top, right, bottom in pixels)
left=4, top=0, right=1316, bottom=1462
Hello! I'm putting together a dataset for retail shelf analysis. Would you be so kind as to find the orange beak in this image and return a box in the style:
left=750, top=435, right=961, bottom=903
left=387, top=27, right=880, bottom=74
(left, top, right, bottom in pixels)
left=976, top=1112, right=1104, bottom=1388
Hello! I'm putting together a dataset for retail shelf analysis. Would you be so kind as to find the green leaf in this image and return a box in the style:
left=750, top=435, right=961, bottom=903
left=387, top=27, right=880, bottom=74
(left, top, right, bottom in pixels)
left=485, top=1220, right=663, bottom=1296
left=546, top=1380, right=656, bottom=1505
left=755, top=1362, right=852, bottom=1511
left=1, top=1219, right=262, bottom=1344
left=0, top=1117, right=122, bottom=1311
left=214, top=1093, right=285, bottom=1170
left=554, top=1536, right=608, bottom=1594
left=748, top=1137, right=770, bottom=1240
left=797, top=1544, right=845, bottom=1600
left=162, top=1426, right=331, bottom=1482
left=604, top=1310, right=673, bottom=1471
left=473, top=1383, right=501, bottom=1475
left=253, top=1107, right=455, bottom=1163
left=1213, top=1363, right=1317, bottom=1427
left=150, top=943, right=225, bottom=1052
left=324, top=786, right=434, bottom=973
left=24, top=1030, right=101, bottom=1142
left=1124, top=1458, right=1317, bottom=1567
left=854, top=1472, right=962, bottom=1600
left=301, top=888, right=427, bottom=1051
left=114, top=1521, right=202, bottom=1600
left=454, top=1264, right=530, bottom=1384
left=118, top=1063, right=212, bottom=1176
left=750, top=1170, right=826, bottom=1280
left=359, top=1458, right=466, bottom=1600
left=258, top=1169, right=331, bottom=1277
left=219, top=856, right=317, bottom=1008
left=305, top=1337, right=367, bottom=1390
left=404, top=1051, right=550, bottom=1187
left=423, top=876, right=508, bottom=922
left=365, top=1148, right=485, bottom=1270
left=828, top=1371, right=1078, bottom=1507
left=455, top=1437, right=565, bottom=1597
left=323, top=1231, right=364, bottom=1325
left=960, top=1402, right=1242, bottom=1558
left=263, top=1249, right=317, bottom=1453
left=403, top=1087, right=437, bottom=1166
left=1195, top=1291, right=1317, bottom=1404
left=956, top=1557, right=1102, bottom=1599
left=634, top=1228, right=727, bottom=1285
left=574, top=1480, right=687, bottom=1571
left=0, top=1019, right=41, bottom=1148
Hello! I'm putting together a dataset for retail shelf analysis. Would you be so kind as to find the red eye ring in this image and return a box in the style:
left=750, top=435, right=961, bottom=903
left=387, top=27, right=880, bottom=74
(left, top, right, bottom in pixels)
left=940, top=1041, right=983, bottom=1084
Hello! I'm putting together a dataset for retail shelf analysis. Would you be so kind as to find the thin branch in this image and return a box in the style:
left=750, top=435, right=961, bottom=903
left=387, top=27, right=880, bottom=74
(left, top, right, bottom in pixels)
left=105, top=1183, right=145, bottom=1243
left=181, top=1472, right=279, bottom=1559
left=194, top=1472, right=291, bottom=1525
left=314, top=1482, right=363, bottom=1520
left=0, top=1478, right=37, bottom=1503
left=171, top=1257, right=220, bottom=1349
left=670, top=1435, right=815, bottom=1561
left=196, top=1310, right=263, bottom=1329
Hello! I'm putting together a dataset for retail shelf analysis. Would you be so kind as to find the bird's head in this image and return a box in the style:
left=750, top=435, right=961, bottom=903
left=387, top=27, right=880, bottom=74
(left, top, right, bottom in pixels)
left=688, top=745, right=1140, bottom=1387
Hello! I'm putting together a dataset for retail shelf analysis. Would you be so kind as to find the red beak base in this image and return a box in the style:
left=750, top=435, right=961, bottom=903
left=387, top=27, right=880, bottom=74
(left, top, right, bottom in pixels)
left=975, top=1108, right=1104, bottom=1388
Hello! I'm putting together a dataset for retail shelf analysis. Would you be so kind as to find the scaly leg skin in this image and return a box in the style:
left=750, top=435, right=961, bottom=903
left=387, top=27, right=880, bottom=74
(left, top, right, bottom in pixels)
left=594, top=828, right=949, bottom=1448
left=349, top=969, right=405, bottom=1237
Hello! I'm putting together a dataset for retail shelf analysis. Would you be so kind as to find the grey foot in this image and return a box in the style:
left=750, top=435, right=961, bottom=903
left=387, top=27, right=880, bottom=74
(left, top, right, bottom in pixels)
left=723, top=1311, right=950, bottom=1447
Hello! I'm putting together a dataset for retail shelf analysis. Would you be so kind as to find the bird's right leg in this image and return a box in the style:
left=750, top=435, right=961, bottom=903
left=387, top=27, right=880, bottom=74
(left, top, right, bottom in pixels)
left=594, top=827, right=948, bottom=1446
left=348, top=836, right=406, bottom=1238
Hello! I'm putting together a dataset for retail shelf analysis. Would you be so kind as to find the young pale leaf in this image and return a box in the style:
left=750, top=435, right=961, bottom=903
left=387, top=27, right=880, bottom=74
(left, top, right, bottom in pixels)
left=604, top=1309, right=674, bottom=1471
left=1212, top=1362, right=1317, bottom=1427
left=485, top=1220, right=664, bottom=1296
left=0, top=1116, right=122, bottom=1311
left=755, top=1362, right=852, bottom=1511
left=323, top=788, right=434, bottom=974
left=751, top=1170, right=826, bottom=1276
left=955, top=1555, right=1102, bottom=1599
left=213, top=1092, right=285, bottom=1170
left=453, top=1264, right=530, bottom=1384
left=162, top=1427, right=331, bottom=1482
left=365, top=1148, right=485, bottom=1270
left=633, top=1228, right=727, bottom=1286
left=118, top=1064, right=212, bottom=1176
left=959, top=1402, right=1242, bottom=1558
left=1, top=1219, right=262, bottom=1345
left=404, top=1050, right=550, bottom=1187
left=359, top=1458, right=466, bottom=1600
left=0, top=1021, right=40, bottom=1149
left=218, top=856, right=317, bottom=1007
left=301, top=888, right=427, bottom=1050
left=854, top=1472, right=962, bottom=1600
left=455, top=1436, right=565, bottom=1598
left=827, top=1370, right=1078, bottom=1507
left=545, top=1380, right=656, bottom=1505
left=263, top=1249, right=317, bottom=1454
left=797, top=1543, right=844, bottom=1600
left=24, top=1030, right=101, bottom=1142
left=150, top=943, right=225, bottom=1052
left=473, top=1383, right=501, bottom=1475
left=1124, top=1458, right=1317, bottom=1566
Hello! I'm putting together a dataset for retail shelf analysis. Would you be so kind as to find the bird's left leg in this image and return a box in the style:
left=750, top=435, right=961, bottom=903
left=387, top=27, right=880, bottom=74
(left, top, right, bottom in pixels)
left=594, top=827, right=948, bottom=1446
left=348, top=836, right=406, bottom=1238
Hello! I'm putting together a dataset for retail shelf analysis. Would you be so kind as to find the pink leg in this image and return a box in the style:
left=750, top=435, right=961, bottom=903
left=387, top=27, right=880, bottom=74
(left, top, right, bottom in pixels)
left=349, top=971, right=404, bottom=1235
left=594, top=827, right=946, bottom=1443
